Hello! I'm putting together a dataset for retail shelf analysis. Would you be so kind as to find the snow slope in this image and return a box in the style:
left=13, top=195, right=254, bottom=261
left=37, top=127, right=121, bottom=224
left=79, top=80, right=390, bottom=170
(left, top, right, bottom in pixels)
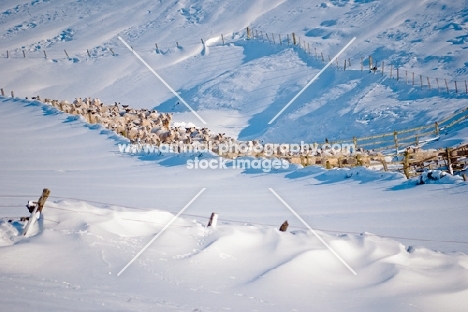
left=1, top=0, right=468, bottom=311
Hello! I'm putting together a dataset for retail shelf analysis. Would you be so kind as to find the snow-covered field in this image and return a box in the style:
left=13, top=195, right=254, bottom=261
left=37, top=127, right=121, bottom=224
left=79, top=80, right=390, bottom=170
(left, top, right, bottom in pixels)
left=1, top=0, right=468, bottom=311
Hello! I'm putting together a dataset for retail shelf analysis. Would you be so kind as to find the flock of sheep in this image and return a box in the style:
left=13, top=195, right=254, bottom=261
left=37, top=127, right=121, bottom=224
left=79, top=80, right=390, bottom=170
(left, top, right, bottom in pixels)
left=28, top=95, right=361, bottom=161
left=33, top=96, right=235, bottom=149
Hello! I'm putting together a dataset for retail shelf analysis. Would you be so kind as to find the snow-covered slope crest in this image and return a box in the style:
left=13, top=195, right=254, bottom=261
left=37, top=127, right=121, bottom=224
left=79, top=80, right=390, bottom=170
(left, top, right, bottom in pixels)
left=1, top=200, right=468, bottom=311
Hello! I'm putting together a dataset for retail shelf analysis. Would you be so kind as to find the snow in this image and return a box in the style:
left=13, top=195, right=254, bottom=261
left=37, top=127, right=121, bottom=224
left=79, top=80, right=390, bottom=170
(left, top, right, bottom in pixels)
left=1, top=0, right=468, bottom=311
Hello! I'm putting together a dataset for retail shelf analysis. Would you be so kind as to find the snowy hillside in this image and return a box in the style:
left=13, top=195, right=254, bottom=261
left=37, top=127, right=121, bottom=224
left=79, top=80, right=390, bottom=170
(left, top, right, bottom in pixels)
left=1, top=0, right=468, bottom=311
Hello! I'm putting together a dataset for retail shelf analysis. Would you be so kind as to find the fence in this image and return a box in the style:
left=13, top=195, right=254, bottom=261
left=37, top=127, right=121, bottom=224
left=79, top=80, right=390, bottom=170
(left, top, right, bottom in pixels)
left=325, top=106, right=468, bottom=154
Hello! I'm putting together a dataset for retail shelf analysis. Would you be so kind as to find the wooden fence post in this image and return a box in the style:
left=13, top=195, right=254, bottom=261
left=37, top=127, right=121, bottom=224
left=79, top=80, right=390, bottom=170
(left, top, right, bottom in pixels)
left=22, top=50, right=26, bottom=58
left=321, top=52, right=324, bottom=63
left=396, top=67, right=399, bottom=81
left=308, top=43, right=310, bottom=54
left=154, top=43, right=159, bottom=53
left=207, top=212, right=218, bottom=227
left=446, top=147, right=453, bottom=175
left=1, top=88, right=4, bottom=96
left=403, top=150, right=410, bottom=179
left=64, top=49, right=69, bottom=58
left=381, top=61, right=384, bottom=75
left=265, top=33, right=271, bottom=43
left=272, top=33, right=276, bottom=44
left=369, top=55, right=373, bottom=70
left=22, top=188, right=51, bottom=236
left=390, top=64, right=393, bottom=79
left=43, top=50, right=47, bottom=58
left=246, top=27, right=251, bottom=39
left=292, top=32, right=297, bottom=45
left=465, top=80, right=468, bottom=94
left=427, top=77, right=431, bottom=89
left=420, top=74, right=423, bottom=89
left=260, top=31, right=264, bottom=41
left=380, top=157, right=388, bottom=171
left=348, top=58, right=351, bottom=67
left=412, top=72, right=415, bottom=86
left=455, top=81, right=458, bottom=93
left=287, top=33, right=290, bottom=45
left=405, top=70, right=408, bottom=84
left=434, top=122, right=439, bottom=136
left=445, top=78, right=449, bottom=92
left=6, top=50, right=8, bottom=58
left=436, top=78, right=440, bottom=92
left=201, top=38, right=204, bottom=45
left=279, top=34, right=282, bottom=45
left=463, top=173, right=467, bottom=181
left=176, top=41, right=180, bottom=48
left=221, top=34, right=225, bottom=45
left=87, top=49, right=91, bottom=57
left=109, top=48, right=115, bottom=56
left=344, top=59, right=347, bottom=71
left=11, top=90, right=14, bottom=97
left=279, top=220, right=289, bottom=232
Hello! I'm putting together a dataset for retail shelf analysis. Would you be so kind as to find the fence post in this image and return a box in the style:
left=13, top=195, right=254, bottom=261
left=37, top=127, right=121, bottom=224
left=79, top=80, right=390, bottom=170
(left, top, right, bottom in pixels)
left=6, top=50, right=8, bottom=58
left=265, top=33, right=271, bottom=43
left=396, top=67, right=399, bottom=81
left=420, top=74, right=423, bottom=89
left=308, top=43, right=310, bottom=54
left=446, top=147, right=453, bottom=175
left=412, top=72, right=415, bottom=86
left=22, top=188, right=51, bottom=236
left=246, top=27, right=251, bottom=39
left=390, top=64, right=393, bottom=79
left=11, top=90, right=14, bottom=97
left=434, top=122, right=439, bottom=136
left=260, top=31, right=264, bottom=42
left=201, top=38, right=204, bottom=45
left=405, top=70, right=408, bottom=84
left=466, top=80, right=468, bottom=94
left=353, top=136, right=357, bottom=150
left=176, top=41, right=179, bottom=48
left=109, top=48, right=115, bottom=56
left=22, top=50, right=26, bottom=58
left=369, top=55, right=372, bottom=70
left=427, top=77, right=431, bottom=89
left=87, top=49, right=91, bottom=57
left=455, top=81, right=458, bottom=93
left=64, top=49, right=69, bottom=58
left=321, top=52, right=324, bottom=63
left=279, top=220, right=289, bottom=232
left=287, top=33, right=290, bottom=45
left=403, top=150, right=410, bottom=179
left=344, top=59, right=347, bottom=71
left=292, top=32, right=296, bottom=45
left=207, top=212, right=218, bottom=228
left=43, top=50, right=47, bottom=58
left=393, top=130, right=398, bottom=153
left=0, top=88, right=4, bottom=96
left=272, top=33, right=275, bottom=44
left=279, top=34, right=282, bottom=45
left=348, top=58, right=351, bottom=67
left=381, top=61, right=384, bottom=75
left=445, top=79, right=449, bottom=92
left=221, top=34, right=225, bottom=45
left=436, top=78, right=440, bottom=92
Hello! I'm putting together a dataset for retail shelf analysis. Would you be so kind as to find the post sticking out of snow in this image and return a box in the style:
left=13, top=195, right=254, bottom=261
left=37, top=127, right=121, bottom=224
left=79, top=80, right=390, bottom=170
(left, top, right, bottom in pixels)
left=1, top=88, right=4, bottom=96
left=454, top=81, right=458, bottom=93
left=463, top=174, right=467, bottom=182
left=6, top=50, right=8, bottom=58
left=393, top=130, right=398, bottom=154
left=200, top=38, right=204, bottom=45
left=207, top=212, right=218, bottom=228
left=246, top=27, right=251, bottom=39
left=292, top=32, right=296, bottom=45
left=110, top=48, right=115, bottom=56
left=43, top=50, right=47, bottom=58
left=445, top=79, right=449, bottom=92
left=11, top=90, right=14, bottom=97
left=22, top=50, right=26, bottom=58
left=87, top=49, right=91, bottom=57
left=279, top=220, right=289, bottom=232
left=221, top=34, right=224, bottom=45
left=64, top=49, right=70, bottom=59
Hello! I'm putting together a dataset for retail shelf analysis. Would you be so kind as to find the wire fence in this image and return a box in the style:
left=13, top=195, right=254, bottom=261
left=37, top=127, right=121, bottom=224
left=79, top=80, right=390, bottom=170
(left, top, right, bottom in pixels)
left=1, top=194, right=467, bottom=246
